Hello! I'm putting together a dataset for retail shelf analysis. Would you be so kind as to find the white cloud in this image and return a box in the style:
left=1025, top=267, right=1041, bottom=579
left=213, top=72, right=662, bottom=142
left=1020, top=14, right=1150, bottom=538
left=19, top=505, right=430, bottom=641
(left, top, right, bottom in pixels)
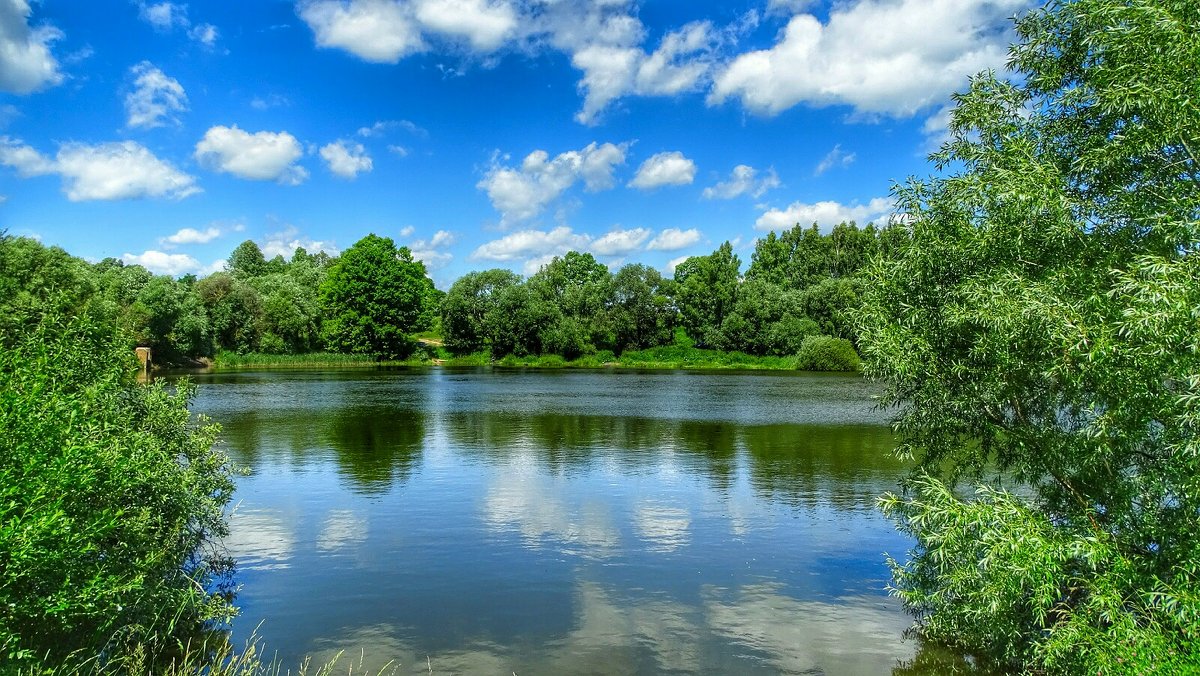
left=162, top=226, right=221, bottom=246
left=398, top=225, right=415, bottom=237
left=260, top=225, right=339, bottom=259
left=0, top=0, right=63, bottom=94
left=709, top=0, right=1025, bottom=117
left=357, top=118, right=427, bottom=138
left=194, top=125, right=308, bottom=185
left=814, top=144, right=855, bottom=175
left=296, top=1, right=719, bottom=125
left=646, top=227, right=701, bottom=251
left=413, top=0, right=516, bottom=51
left=137, top=2, right=219, bottom=46
left=702, top=165, right=779, bottom=200
left=0, top=137, right=199, bottom=201
left=408, top=228, right=455, bottom=269
left=478, top=142, right=628, bottom=224
left=664, top=255, right=689, bottom=275
left=298, top=0, right=425, bottom=63
left=120, top=249, right=203, bottom=276
left=471, top=226, right=590, bottom=263
left=388, top=144, right=409, bottom=157
left=319, top=139, right=373, bottom=178
left=138, top=2, right=188, bottom=30
left=755, top=196, right=893, bottom=231
left=590, top=227, right=650, bottom=256
left=187, top=22, right=219, bottom=46
left=628, top=151, right=695, bottom=190
left=125, top=62, right=187, bottom=129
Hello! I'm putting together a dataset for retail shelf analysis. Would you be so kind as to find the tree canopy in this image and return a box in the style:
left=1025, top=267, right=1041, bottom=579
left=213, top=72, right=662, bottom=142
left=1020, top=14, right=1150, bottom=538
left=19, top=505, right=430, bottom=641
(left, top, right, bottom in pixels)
left=857, top=0, right=1200, bottom=671
left=319, top=234, right=437, bottom=359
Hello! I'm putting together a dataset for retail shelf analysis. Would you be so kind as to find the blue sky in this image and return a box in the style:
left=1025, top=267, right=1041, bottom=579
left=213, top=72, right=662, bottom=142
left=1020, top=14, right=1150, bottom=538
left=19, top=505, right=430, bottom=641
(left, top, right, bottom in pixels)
left=0, top=0, right=1029, bottom=286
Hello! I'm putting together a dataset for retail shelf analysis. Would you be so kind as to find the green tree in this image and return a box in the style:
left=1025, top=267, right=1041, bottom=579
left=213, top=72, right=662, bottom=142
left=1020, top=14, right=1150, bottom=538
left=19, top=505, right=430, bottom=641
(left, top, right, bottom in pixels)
left=857, top=0, right=1200, bottom=672
left=673, top=241, right=740, bottom=348
left=0, top=236, right=236, bottom=668
left=441, top=268, right=522, bottom=354
left=227, top=239, right=267, bottom=278
left=608, top=263, right=674, bottom=352
left=319, top=234, right=436, bottom=359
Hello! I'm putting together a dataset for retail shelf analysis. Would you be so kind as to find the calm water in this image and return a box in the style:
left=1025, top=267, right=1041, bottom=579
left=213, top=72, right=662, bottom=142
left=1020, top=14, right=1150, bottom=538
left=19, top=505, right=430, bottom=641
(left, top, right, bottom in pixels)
left=186, top=368, right=934, bottom=675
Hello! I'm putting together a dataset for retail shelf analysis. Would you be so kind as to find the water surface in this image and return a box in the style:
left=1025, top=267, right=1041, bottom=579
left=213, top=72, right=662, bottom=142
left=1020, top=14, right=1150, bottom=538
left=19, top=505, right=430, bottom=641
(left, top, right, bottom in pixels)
left=188, top=368, right=929, bottom=674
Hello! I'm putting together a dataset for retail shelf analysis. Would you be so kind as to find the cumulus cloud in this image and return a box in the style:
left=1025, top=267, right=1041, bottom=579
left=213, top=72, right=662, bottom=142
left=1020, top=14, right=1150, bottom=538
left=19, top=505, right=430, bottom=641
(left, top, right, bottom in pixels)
left=298, top=0, right=425, bottom=63
left=562, top=17, right=717, bottom=124
left=471, top=226, right=590, bottom=263
left=412, top=0, right=516, bottom=51
left=120, top=250, right=204, bottom=276
left=0, top=0, right=63, bottom=94
left=408, top=229, right=455, bottom=269
left=296, top=1, right=718, bottom=124
left=628, top=151, right=696, bottom=190
left=187, top=22, right=219, bottom=46
left=471, top=225, right=670, bottom=273
left=260, top=225, right=338, bottom=259
left=136, top=2, right=220, bottom=46
left=814, top=144, right=855, bottom=175
left=161, top=226, right=221, bottom=246
left=664, top=255, right=689, bottom=274
left=0, top=137, right=199, bottom=201
left=755, top=196, right=893, bottom=231
left=137, top=2, right=188, bottom=30
left=319, top=139, right=372, bottom=178
left=646, top=227, right=701, bottom=251
left=477, top=142, right=628, bottom=224
left=709, top=0, right=1025, bottom=117
left=702, top=165, right=779, bottom=200
left=125, top=62, right=187, bottom=129
left=590, top=227, right=649, bottom=256
left=194, top=125, right=308, bottom=185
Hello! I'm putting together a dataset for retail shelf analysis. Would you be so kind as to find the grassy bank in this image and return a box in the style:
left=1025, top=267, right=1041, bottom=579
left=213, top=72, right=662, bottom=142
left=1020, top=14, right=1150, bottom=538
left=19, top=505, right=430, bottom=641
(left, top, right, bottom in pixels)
left=211, top=350, right=434, bottom=369
left=210, top=343, right=860, bottom=372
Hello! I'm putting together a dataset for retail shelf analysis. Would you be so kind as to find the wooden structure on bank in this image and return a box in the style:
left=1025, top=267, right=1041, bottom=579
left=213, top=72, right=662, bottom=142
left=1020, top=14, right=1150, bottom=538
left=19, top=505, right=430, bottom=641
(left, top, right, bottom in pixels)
left=135, top=347, right=151, bottom=373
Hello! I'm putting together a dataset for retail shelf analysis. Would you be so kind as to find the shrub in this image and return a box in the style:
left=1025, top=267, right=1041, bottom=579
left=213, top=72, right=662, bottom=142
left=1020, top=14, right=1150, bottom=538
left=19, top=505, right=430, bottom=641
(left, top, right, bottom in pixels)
left=0, top=309, right=236, bottom=668
left=794, top=335, right=861, bottom=372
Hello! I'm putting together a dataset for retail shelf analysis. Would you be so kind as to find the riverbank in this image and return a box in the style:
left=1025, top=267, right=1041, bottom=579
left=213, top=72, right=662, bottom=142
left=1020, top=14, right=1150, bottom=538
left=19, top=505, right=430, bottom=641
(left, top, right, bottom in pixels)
left=208, top=343, right=859, bottom=372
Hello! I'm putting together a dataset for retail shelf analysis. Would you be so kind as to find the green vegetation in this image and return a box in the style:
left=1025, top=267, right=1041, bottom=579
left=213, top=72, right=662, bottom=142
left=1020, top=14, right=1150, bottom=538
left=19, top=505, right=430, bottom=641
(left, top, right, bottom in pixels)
left=0, top=238, right=237, bottom=670
left=0, top=222, right=894, bottom=373
left=856, top=0, right=1200, bottom=672
left=319, top=234, right=437, bottom=359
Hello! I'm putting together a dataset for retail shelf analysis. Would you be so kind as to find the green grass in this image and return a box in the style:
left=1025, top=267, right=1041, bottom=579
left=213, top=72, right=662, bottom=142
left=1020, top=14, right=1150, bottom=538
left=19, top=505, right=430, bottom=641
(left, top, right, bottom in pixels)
left=209, top=342, right=861, bottom=373
left=211, top=351, right=435, bottom=369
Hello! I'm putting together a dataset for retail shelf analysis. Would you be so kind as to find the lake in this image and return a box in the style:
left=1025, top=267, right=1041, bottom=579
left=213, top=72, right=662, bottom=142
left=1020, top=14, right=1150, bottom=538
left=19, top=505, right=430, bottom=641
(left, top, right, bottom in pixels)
left=187, top=367, right=939, bottom=675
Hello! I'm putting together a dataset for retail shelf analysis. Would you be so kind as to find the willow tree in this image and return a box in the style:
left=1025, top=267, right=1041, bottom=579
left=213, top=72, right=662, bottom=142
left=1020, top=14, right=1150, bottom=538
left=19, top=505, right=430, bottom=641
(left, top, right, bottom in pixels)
left=857, top=0, right=1199, bottom=672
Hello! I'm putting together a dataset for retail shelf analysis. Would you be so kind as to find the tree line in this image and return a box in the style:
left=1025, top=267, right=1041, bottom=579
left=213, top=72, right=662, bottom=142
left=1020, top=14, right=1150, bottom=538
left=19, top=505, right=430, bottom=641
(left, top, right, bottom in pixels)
left=2, top=220, right=906, bottom=370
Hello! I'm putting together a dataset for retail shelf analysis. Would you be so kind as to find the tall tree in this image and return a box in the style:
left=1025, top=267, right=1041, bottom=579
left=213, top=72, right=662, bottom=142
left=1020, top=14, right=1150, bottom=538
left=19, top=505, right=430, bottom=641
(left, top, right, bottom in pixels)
left=441, top=268, right=522, bottom=354
left=673, top=241, right=740, bottom=348
left=319, top=234, right=436, bottom=359
left=227, top=240, right=267, bottom=278
left=857, top=0, right=1200, bottom=671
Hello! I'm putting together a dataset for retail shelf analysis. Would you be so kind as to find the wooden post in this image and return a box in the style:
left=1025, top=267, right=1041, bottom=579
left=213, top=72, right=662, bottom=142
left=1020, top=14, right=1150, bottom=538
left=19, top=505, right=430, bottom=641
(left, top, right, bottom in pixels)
left=135, top=347, right=152, bottom=373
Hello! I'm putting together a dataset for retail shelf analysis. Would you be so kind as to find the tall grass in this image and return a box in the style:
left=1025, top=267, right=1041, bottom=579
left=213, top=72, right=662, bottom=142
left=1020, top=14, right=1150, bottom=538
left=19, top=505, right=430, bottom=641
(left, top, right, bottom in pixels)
left=22, top=635, right=401, bottom=676
left=211, top=351, right=434, bottom=369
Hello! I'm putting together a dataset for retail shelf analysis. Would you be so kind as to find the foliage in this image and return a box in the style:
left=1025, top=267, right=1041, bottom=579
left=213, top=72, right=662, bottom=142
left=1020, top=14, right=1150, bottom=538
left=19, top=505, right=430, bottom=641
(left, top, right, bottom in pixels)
left=857, top=0, right=1200, bottom=671
left=673, top=241, right=740, bottom=348
left=440, top=268, right=522, bottom=354
left=319, top=234, right=437, bottom=359
left=0, top=308, right=236, bottom=667
left=794, top=335, right=861, bottom=372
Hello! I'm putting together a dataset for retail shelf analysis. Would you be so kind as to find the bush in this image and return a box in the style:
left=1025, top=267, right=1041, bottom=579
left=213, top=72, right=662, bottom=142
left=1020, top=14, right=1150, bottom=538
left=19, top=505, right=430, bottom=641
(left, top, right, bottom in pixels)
left=794, top=335, right=861, bottom=372
left=0, top=309, right=237, bottom=668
